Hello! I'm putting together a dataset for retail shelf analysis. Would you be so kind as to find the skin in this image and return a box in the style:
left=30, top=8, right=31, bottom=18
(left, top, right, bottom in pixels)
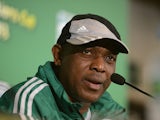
left=52, top=43, right=118, bottom=114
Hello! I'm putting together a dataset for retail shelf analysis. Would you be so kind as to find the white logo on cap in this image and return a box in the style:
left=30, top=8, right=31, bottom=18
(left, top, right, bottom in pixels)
left=76, top=26, right=88, bottom=33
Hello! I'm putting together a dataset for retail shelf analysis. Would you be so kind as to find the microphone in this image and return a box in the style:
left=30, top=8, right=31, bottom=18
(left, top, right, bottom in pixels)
left=111, top=73, right=155, bottom=99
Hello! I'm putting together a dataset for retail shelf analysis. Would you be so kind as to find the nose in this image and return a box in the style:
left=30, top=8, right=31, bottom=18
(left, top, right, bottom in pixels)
left=90, top=56, right=106, bottom=73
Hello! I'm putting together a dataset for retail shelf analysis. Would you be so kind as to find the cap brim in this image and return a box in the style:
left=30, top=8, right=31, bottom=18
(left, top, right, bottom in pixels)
left=66, top=38, right=129, bottom=54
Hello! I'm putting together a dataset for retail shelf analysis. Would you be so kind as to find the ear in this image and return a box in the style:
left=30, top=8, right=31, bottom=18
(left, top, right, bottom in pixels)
left=52, top=44, right=62, bottom=66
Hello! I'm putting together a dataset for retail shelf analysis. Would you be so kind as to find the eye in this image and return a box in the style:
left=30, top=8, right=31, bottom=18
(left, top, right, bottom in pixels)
left=82, top=49, right=92, bottom=55
left=105, top=55, right=116, bottom=63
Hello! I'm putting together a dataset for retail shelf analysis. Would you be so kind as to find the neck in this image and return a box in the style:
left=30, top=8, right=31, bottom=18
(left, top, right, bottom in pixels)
left=79, top=102, right=91, bottom=114
left=68, top=97, right=91, bottom=114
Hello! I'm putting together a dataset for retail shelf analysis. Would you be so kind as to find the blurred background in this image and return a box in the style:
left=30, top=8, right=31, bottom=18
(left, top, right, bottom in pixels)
left=0, top=0, right=160, bottom=120
left=129, top=0, right=160, bottom=120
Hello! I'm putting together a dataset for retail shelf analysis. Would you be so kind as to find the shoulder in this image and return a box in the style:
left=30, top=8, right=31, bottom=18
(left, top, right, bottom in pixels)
left=1, top=77, right=48, bottom=100
left=13, top=77, right=48, bottom=113
left=0, top=77, right=49, bottom=114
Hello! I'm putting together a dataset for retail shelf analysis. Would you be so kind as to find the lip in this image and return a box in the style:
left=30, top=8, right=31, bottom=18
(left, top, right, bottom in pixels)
left=83, top=79, right=104, bottom=91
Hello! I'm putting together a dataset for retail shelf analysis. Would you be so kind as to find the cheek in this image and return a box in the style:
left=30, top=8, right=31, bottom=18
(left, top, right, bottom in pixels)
left=104, top=80, right=111, bottom=89
left=60, top=55, right=88, bottom=85
left=68, top=60, right=89, bottom=85
left=60, top=56, right=90, bottom=99
left=64, top=55, right=88, bottom=72
left=102, top=64, right=115, bottom=89
left=107, top=63, right=116, bottom=75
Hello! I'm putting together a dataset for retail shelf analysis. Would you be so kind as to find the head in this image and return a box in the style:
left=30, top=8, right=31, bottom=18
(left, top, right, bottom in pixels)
left=52, top=14, right=129, bottom=104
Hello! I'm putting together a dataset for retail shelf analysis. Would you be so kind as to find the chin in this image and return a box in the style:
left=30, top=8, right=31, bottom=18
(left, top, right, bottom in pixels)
left=77, top=89, right=104, bottom=103
left=81, top=95, right=101, bottom=103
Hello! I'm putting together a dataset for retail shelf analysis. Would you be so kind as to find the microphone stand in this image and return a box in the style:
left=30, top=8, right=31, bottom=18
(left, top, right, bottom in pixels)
left=125, top=82, right=155, bottom=99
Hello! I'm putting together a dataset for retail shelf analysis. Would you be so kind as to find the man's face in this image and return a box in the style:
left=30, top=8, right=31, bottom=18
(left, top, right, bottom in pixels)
left=55, top=44, right=117, bottom=103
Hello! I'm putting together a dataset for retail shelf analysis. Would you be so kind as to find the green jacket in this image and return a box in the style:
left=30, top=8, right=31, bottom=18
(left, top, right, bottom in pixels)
left=0, top=61, right=126, bottom=120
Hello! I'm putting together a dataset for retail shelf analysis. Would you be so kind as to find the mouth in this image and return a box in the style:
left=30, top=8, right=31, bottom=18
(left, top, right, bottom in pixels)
left=84, top=78, right=104, bottom=91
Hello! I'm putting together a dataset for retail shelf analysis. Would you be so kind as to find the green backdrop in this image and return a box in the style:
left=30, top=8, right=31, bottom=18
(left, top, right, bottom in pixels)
left=0, top=0, right=129, bottom=107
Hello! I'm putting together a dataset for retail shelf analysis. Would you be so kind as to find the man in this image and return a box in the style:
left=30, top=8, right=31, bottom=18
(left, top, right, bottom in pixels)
left=0, top=14, right=129, bottom=120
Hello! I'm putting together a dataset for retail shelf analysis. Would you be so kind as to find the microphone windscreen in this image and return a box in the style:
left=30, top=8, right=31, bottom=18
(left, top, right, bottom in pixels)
left=110, top=73, right=125, bottom=85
